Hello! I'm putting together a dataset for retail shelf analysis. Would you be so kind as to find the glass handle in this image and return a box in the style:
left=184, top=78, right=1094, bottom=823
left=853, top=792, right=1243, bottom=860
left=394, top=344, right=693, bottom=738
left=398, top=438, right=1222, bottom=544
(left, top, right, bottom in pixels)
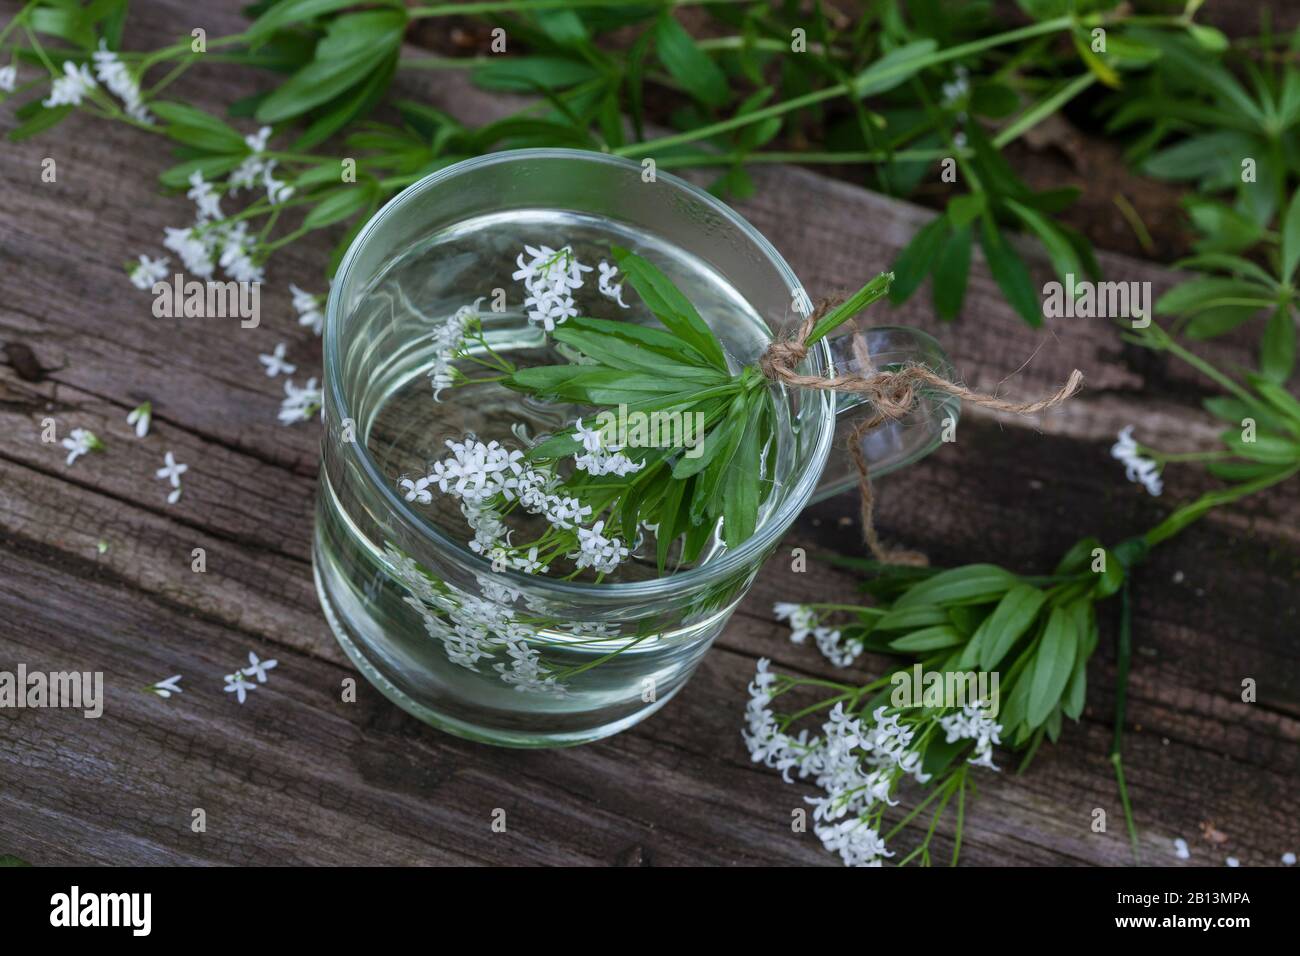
left=810, top=325, right=961, bottom=504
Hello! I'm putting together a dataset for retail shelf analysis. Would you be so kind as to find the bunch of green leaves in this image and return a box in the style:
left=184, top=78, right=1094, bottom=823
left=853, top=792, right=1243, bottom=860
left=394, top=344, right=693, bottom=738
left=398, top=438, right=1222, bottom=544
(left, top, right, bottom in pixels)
left=234, top=0, right=409, bottom=151
left=832, top=535, right=1136, bottom=756
left=887, top=124, right=1099, bottom=325
left=881, top=8, right=1195, bottom=327
left=501, top=254, right=894, bottom=571
left=1105, top=25, right=1300, bottom=229
left=1152, top=187, right=1300, bottom=381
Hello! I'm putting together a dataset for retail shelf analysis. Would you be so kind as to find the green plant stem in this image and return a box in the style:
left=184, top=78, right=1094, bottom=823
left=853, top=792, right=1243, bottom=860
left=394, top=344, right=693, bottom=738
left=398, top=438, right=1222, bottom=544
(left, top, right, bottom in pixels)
left=696, top=35, right=844, bottom=57
left=1150, top=450, right=1233, bottom=463
left=805, top=271, right=893, bottom=344
left=613, top=15, right=1080, bottom=158
left=1142, top=464, right=1300, bottom=548
left=1110, top=579, right=1140, bottom=864
left=993, top=72, right=1097, bottom=148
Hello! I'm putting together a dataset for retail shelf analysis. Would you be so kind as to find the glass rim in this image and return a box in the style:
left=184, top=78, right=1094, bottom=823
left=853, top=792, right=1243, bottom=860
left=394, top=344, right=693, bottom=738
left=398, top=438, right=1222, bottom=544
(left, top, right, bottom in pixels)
left=324, top=147, right=835, bottom=598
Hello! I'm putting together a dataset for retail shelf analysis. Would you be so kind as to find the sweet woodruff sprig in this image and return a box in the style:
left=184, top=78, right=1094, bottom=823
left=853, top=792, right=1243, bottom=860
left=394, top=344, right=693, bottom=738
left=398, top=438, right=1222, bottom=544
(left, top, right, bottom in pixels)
left=755, top=327, right=1300, bottom=867
left=407, top=242, right=893, bottom=581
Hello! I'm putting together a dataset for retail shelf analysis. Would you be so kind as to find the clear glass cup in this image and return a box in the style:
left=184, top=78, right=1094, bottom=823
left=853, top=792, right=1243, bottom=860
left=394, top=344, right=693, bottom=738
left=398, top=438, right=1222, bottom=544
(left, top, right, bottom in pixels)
left=314, top=149, right=958, bottom=747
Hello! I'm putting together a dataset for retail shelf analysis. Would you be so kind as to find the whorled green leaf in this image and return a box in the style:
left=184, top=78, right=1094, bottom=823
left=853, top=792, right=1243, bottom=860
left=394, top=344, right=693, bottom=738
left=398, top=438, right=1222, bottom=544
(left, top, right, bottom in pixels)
left=1026, top=604, right=1078, bottom=729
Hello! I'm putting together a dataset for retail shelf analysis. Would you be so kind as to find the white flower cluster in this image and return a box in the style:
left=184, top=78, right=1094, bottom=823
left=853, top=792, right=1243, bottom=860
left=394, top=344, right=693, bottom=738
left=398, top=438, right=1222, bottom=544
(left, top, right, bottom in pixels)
left=43, top=61, right=96, bottom=108
left=940, top=64, right=970, bottom=106
left=573, top=521, right=629, bottom=575
left=134, top=125, right=297, bottom=290
left=939, top=701, right=1004, bottom=771
left=744, top=659, right=972, bottom=867
left=157, top=172, right=265, bottom=284
left=290, top=283, right=325, bottom=336
left=1111, top=425, right=1163, bottom=496
left=416, top=436, right=632, bottom=578
left=278, top=377, right=322, bottom=425
left=513, top=244, right=591, bottom=331
left=385, top=546, right=566, bottom=695
left=92, top=41, right=152, bottom=124
left=228, top=126, right=294, bottom=206
left=773, top=603, right=862, bottom=668
left=0, top=64, right=16, bottom=93
left=428, top=298, right=480, bottom=401
left=572, top=418, right=645, bottom=477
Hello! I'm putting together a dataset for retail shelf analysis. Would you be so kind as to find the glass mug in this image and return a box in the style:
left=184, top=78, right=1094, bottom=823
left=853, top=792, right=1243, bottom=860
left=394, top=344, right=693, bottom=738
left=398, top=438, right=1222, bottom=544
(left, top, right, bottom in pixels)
left=314, top=149, right=957, bottom=747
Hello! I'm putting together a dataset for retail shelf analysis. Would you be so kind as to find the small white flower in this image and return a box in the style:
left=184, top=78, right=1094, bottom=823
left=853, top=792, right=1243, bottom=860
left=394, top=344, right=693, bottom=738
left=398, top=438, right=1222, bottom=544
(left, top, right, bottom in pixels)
left=147, top=675, right=183, bottom=698
left=812, top=626, right=862, bottom=669
left=278, top=377, right=322, bottom=425
left=156, top=450, right=188, bottom=503
left=163, top=225, right=216, bottom=278
left=290, top=283, right=325, bottom=336
left=1111, top=425, right=1163, bottom=496
left=572, top=418, right=606, bottom=454
left=511, top=546, right=546, bottom=575
left=773, top=602, right=819, bottom=643
left=1283, top=851, right=1296, bottom=865
left=939, top=701, right=1003, bottom=771
left=597, top=260, right=629, bottom=308
left=1225, top=856, right=1240, bottom=867
left=60, top=428, right=102, bottom=466
left=126, top=401, right=152, bottom=438
left=571, top=520, right=629, bottom=575
left=940, top=67, right=970, bottom=107
left=223, top=671, right=256, bottom=704
left=263, top=160, right=294, bottom=205
left=242, top=651, right=278, bottom=683
left=0, top=64, right=16, bottom=94
left=128, top=254, right=169, bottom=290
left=230, top=126, right=273, bottom=190
left=43, top=61, right=97, bottom=108
left=1173, top=837, right=1190, bottom=860
left=216, top=222, right=264, bottom=283
left=186, top=171, right=224, bottom=221
left=399, top=476, right=433, bottom=504
left=258, top=342, right=296, bottom=377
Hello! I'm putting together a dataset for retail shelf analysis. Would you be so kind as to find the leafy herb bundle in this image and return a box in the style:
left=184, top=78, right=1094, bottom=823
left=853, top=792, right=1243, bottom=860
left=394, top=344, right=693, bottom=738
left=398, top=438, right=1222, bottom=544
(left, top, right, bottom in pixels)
left=754, top=322, right=1300, bottom=866
left=3, top=0, right=1208, bottom=324
left=425, top=245, right=892, bottom=579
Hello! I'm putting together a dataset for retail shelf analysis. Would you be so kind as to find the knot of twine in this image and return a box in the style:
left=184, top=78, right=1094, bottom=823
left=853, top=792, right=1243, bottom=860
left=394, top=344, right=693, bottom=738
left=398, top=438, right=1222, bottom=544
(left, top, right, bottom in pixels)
left=759, top=305, right=1084, bottom=567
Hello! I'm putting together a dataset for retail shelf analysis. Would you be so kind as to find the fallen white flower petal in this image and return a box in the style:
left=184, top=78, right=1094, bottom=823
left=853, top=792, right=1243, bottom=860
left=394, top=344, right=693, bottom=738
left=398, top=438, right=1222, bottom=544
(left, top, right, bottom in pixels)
left=148, top=675, right=183, bottom=698
left=126, top=401, right=152, bottom=438
left=61, top=428, right=102, bottom=466
left=258, top=342, right=296, bottom=377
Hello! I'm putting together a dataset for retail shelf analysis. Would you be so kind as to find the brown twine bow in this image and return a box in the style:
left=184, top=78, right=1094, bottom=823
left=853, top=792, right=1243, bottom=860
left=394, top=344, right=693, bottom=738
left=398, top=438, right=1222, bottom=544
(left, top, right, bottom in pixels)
left=759, top=304, right=1084, bottom=567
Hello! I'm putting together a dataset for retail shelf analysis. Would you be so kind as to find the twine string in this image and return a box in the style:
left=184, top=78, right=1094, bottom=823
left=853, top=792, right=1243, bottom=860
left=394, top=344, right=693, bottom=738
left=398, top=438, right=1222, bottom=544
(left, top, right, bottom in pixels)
left=759, top=307, right=1084, bottom=566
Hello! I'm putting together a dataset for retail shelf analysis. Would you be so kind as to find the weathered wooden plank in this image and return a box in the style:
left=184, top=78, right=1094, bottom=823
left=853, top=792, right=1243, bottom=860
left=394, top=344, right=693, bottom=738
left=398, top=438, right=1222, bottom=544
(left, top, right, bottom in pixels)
left=1, top=0, right=1297, bottom=867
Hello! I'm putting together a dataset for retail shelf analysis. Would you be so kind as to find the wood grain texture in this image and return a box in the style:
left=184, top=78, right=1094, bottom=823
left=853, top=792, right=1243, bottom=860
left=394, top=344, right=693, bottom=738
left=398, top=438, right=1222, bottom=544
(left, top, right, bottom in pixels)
left=0, top=0, right=1296, bottom=867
